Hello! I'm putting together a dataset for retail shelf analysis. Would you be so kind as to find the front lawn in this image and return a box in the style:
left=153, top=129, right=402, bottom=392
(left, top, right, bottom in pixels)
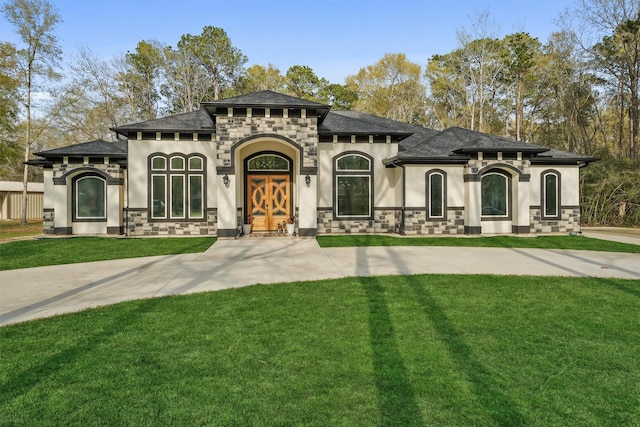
left=1, top=274, right=638, bottom=426
left=317, top=234, right=640, bottom=253
left=0, top=237, right=216, bottom=270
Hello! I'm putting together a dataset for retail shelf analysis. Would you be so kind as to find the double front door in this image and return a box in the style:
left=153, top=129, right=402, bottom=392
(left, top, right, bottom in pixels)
left=247, top=174, right=290, bottom=232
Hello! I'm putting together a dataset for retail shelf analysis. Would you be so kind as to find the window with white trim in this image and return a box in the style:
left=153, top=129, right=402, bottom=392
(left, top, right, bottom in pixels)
left=150, top=154, right=205, bottom=220
left=335, top=153, right=372, bottom=218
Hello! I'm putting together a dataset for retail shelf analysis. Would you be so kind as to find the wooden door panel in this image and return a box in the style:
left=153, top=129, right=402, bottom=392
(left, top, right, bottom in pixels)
left=247, top=175, right=290, bottom=231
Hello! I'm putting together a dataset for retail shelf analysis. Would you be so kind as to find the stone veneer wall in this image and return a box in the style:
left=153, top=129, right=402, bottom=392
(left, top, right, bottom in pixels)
left=530, top=207, right=581, bottom=233
left=465, top=157, right=529, bottom=177
left=402, top=208, right=466, bottom=235
left=126, top=208, right=217, bottom=236
left=43, top=208, right=55, bottom=234
left=316, top=208, right=399, bottom=234
left=216, top=114, right=318, bottom=170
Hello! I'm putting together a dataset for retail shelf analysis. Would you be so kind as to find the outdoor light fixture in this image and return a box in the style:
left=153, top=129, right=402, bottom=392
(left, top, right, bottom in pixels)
left=305, top=174, right=311, bottom=187
left=223, top=174, right=230, bottom=187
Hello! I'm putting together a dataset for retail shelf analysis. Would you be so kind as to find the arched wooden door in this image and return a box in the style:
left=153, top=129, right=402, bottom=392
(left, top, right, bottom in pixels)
left=245, top=152, right=292, bottom=232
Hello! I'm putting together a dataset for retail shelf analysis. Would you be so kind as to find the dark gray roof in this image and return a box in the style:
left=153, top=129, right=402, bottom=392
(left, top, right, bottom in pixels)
left=531, top=148, right=597, bottom=164
left=111, top=109, right=213, bottom=134
left=444, top=127, right=549, bottom=153
left=202, top=90, right=329, bottom=108
left=385, top=127, right=597, bottom=166
left=35, top=139, right=127, bottom=158
left=320, top=111, right=414, bottom=136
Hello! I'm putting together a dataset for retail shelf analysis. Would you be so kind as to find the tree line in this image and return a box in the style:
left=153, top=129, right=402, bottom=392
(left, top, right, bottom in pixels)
left=1, top=0, right=639, bottom=226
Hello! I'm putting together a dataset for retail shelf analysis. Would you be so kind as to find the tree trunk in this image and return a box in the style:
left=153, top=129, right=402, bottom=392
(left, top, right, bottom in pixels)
left=20, top=68, right=32, bottom=226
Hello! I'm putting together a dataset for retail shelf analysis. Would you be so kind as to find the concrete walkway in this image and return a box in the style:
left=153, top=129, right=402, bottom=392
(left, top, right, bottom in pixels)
left=1, top=232, right=639, bottom=326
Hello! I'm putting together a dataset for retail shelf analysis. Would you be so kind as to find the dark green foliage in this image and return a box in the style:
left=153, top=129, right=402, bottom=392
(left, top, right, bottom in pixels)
left=1, top=275, right=639, bottom=425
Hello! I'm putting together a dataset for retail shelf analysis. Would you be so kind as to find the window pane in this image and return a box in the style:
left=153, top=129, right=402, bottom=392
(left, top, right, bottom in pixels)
left=248, top=155, right=289, bottom=171
left=481, top=174, right=507, bottom=216
left=151, top=156, right=166, bottom=170
left=76, top=177, right=105, bottom=218
left=544, top=174, right=558, bottom=216
left=151, top=175, right=166, bottom=218
left=171, top=175, right=185, bottom=218
left=189, top=156, right=203, bottom=170
left=430, top=173, right=443, bottom=218
left=189, top=175, right=203, bottom=218
left=170, top=157, right=185, bottom=170
left=337, top=155, right=370, bottom=171
left=337, top=176, right=370, bottom=216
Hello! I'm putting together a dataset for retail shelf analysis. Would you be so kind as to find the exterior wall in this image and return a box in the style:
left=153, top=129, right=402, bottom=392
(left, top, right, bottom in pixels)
left=403, top=164, right=465, bottom=235
left=317, top=142, right=400, bottom=209
left=464, top=156, right=531, bottom=234
left=317, top=207, right=398, bottom=234
left=529, top=165, right=581, bottom=233
left=47, top=161, right=125, bottom=235
left=216, top=111, right=319, bottom=236
left=126, top=138, right=217, bottom=236
left=127, top=138, right=217, bottom=210
left=316, top=142, right=400, bottom=235
left=126, top=208, right=217, bottom=236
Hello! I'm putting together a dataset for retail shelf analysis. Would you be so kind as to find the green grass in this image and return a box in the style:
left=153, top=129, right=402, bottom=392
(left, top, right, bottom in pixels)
left=0, top=237, right=216, bottom=270
left=317, top=234, right=640, bottom=252
left=1, top=274, right=638, bottom=426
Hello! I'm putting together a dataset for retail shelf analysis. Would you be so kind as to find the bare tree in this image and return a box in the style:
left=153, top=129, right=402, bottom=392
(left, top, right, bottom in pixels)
left=2, top=0, right=62, bottom=225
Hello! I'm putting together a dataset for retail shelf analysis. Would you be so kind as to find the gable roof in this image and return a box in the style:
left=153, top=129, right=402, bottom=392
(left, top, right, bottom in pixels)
left=34, top=139, right=127, bottom=158
left=111, top=109, right=213, bottom=135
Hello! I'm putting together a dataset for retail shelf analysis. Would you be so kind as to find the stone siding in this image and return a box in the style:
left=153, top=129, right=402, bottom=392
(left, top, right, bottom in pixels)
left=316, top=208, right=399, bottom=234
left=403, top=208, right=466, bottom=235
left=530, top=207, right=581, bottom=233
left=216, top=115, right=318, bottom=170
left=43, top=209, right=55, bottom=234
left=126, top=208, right=218, bottom=236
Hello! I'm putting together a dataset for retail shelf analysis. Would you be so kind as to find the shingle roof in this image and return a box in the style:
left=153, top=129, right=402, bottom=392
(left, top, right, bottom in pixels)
left=531, top=148, right=597, bottom=163
left=202, top=90, right=329, bottom=108
left=385, top=127, right=597, bottom=165
left=35, top=139, right=127, bottom=158
left=319, top=111, right=414, bottom=136
left=111, top=109, right=213, bottom=134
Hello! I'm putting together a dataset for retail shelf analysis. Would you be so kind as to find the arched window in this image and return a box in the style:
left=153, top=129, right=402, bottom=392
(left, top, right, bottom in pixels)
left=149, top=153, right=205, bottom=220
left=542, top=170, right=560, bottom=219
left=481, top=171, right=510, bottom=217
left=247, top=154, right=290, bottom=171
left=74, top=175, right=106, bottom=220
left=334, top=152, right=373, bottom=218
left=426, top=170, right=446, bottom=219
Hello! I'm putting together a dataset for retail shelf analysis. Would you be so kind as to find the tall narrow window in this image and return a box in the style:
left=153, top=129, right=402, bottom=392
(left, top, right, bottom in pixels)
left=542, top=171, right=560, bottom=219
left=481, top=171, right=509, bottom=217
left=75, top=175, right=106, bottom=220
left=335, top=153, right=372, bottom=218
left=427, top=171, right=446, bottom=219
left=149, top=154, right=205, bottom=220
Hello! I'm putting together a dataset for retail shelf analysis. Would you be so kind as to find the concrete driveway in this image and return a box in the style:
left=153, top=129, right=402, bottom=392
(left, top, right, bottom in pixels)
left=1, top=232, right=639, bottom=326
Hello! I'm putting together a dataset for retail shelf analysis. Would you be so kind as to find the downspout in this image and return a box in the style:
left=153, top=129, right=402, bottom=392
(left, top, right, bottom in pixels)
left=392, top=160, right=406, bottom=235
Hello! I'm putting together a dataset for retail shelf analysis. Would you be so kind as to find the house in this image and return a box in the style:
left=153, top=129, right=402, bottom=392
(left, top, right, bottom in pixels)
left=0, top=181, right=44, bottom=220
left=29, top=90, right=596, bottom=237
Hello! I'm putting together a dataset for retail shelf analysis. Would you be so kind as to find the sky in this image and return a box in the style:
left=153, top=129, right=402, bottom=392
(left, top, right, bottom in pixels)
left=0, top=0, right=577, bottom=84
